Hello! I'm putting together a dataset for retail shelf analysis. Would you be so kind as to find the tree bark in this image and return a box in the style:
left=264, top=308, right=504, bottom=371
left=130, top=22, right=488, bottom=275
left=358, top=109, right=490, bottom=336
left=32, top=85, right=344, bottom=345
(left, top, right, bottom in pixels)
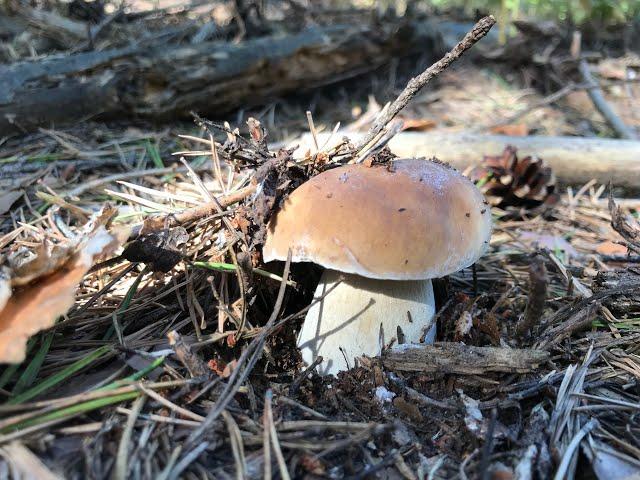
left=382, top=342, right=549, bottom=374
left=0, top=22, right=438, bottom=136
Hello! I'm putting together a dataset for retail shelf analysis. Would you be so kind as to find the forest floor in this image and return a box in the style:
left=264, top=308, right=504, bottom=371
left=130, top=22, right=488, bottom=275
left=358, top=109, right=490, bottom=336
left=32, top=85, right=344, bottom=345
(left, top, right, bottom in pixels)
left=0, top=3, right=639, bottom=479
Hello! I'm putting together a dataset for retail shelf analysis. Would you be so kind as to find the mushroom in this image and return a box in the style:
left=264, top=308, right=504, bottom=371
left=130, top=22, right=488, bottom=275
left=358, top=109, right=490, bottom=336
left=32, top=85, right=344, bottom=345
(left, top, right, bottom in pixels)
left=263, top=159, right=492, bottom=375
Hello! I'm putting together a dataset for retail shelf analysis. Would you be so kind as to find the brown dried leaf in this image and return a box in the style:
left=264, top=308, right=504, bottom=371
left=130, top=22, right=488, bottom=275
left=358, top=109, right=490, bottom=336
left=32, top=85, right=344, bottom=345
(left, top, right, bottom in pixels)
left=8, top=242, right=76, bottom=287
left=477, top=312, right=501, bottom=345
left=299, top=454, right=326, bottom=475
left=246, top=117, right=267, bottom=149
left=596, top=240, right=628, bottom=256
left=490, top=123, right=529, bottom=136
left=597, top=59, right=632, bottom=80
left=207, top=358, right=238, bottom=378
left=401, top=118, right=437, bottom=132
left=7, top=204, right=119, bottom=287
left=0, top=227, right=122, bottom=363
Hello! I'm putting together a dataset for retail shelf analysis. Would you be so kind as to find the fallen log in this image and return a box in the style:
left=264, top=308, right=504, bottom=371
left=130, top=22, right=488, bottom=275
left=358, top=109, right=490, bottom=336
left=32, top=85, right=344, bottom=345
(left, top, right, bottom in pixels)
left=295, top=132, right=640, bottom=189
left=382, top=342, right=549, bottom=374
left=0, top=22, right=439, bottom=136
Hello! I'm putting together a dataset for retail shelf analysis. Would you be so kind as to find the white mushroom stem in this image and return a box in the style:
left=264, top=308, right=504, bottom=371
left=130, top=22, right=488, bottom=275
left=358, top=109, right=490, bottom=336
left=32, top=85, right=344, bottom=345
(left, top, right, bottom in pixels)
left=297, top=269, right=436, bottom=376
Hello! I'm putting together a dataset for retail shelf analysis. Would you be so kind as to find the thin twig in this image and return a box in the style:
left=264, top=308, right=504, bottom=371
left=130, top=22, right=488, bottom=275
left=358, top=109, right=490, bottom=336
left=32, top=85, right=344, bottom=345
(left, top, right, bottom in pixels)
left=114, top=394, right=146, bottom=480
left=128, top=184, right=256, bottom=238
left=138, top=384, right=205, bottom=422
left=167, top=330, right=209, bottom=377
left=65, top=165, right=208, bottom=198
left=609, top=189, right=640, bottom=254
left=288, top=356, right=323, bottom=396
left=405, top=387, right=456, bottom=410
left=167, top=442, right=209, bottom=480
left=354, top=15, right=496, bottom=156
left=265, top=390, right=290, bottom=480
left=222, top=410, right=247, bottom=480
left=485, top=82, right=583, bottom=131
left=478, top=408, right=497, bottom=480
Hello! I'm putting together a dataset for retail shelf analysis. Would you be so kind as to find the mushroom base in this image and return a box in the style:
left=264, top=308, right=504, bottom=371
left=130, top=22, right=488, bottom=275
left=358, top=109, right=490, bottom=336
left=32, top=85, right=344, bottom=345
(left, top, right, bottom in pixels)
left=298, top=269, right=436, bottom=376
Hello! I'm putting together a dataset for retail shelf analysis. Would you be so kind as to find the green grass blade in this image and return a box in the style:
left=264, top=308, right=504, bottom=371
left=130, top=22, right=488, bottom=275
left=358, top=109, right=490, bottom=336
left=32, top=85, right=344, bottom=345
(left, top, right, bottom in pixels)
left=7, top=346, right=112, bottom=405
left=5, top=357, right=166, bottom=433
left=101, top=356, right=166, bottom=391
left=192, top=261, right=237, bottom=273
left=12, top=332, right=55, bottom=394
left=119, top=271, right=145, bottom=313
left=193, top=261, right=297, bottom=287
left=0, top=364, right=21, bottom=392
left=104, top=268, right=145, bottom=341
left=4, top=391, right=140, bottom=433
left=0, top=340, right=36, bottom=390
left=146, top=140, right=164, bottom=168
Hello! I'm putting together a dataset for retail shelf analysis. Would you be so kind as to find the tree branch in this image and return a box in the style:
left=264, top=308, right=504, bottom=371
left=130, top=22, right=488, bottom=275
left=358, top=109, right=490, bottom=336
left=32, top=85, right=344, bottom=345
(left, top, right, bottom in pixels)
left=354, top=15, right=496, bottom=156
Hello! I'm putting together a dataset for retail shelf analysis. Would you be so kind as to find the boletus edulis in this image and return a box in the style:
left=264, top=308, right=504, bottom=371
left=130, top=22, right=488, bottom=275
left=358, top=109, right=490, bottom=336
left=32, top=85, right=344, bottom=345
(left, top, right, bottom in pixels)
left=263, top=158, right=492, bottom=375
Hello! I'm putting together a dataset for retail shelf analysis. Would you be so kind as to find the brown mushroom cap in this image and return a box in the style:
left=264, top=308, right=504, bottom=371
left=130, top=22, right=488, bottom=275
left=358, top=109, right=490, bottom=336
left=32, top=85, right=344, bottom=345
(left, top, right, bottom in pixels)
left=263, top=159, right=492, bottom=280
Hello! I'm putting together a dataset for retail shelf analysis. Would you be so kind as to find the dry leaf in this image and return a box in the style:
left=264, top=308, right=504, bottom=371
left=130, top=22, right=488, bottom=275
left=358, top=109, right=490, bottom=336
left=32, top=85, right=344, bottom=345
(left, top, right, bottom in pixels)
left=401, top=118, right=437, bottom=132
left=596, top=59, right=634, bottom=81
left=207, top=358, right=238, bottom=378
left=565, top=91, right=595, bottom=115
left=393, top=396, right=423, bottom=422
left=459, top=390, right=515, bottom=441
left=8, top=242, right=76, bottom=287
left=299, top=454, right=326, bottom=475
left=584, top=438, right=640, bottom=480
left=459, top=390, right=484, bottom=437
left=0, top=226, right=121, bottom=363
left=490, top=123, right=529, bottom=136
left=596, top=241, right=628, bottom=256
left=7, top=204, right=119, bottom=287
left=226, top=331, right=238, bottom=347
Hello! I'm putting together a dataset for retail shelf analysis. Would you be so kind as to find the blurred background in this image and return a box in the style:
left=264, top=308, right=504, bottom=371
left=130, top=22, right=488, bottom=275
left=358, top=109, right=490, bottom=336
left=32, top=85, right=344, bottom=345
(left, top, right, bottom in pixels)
left=1, top=0, right=638, bottom=142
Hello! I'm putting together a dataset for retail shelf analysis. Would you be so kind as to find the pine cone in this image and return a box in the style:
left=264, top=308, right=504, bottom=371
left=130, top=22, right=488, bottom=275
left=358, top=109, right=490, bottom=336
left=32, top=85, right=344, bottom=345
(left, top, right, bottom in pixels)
left=469, top=146, right=559, bottom=210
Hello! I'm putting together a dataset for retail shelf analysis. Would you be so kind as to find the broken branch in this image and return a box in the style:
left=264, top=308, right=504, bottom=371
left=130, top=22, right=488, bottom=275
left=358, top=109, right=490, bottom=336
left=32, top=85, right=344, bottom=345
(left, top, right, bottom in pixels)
left=578, top=60, right=637, bottom=140
left=382, top=342, right=549, bottom=374
left=354, top=15, right=496, bottom=155
left=536, top=303, right=599, bottom=349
